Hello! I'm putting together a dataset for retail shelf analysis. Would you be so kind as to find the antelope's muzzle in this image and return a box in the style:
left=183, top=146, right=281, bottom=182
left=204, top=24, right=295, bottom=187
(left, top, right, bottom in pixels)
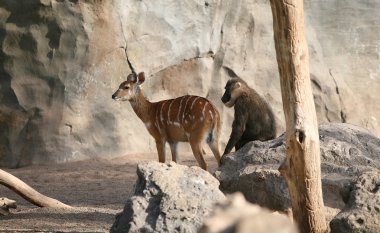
left=112, top=91, right=119, bottom=100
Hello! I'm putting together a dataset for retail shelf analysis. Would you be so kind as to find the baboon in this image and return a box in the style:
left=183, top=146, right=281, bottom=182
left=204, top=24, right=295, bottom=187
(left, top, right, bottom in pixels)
left=221, top=72, right=276, bottom=155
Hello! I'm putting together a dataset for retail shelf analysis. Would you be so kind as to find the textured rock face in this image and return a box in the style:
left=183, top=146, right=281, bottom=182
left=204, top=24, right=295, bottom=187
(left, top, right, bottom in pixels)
left=0, top=0, right=379, bottom=166
left=330, top=171, right=380, bottom=233
left=216, top=123, right=380, bottom=212
left=0, top=1, right=130, bottom=167
left=110, top=162, right=225, bottom=233
left=199, top=193, right=298, bottom=233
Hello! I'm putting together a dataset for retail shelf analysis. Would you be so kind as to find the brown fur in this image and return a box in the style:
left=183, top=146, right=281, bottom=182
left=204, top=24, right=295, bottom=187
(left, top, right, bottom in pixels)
left=221, top=76, right=276, bottom=155
left=112, top=72, right=221, bottom=170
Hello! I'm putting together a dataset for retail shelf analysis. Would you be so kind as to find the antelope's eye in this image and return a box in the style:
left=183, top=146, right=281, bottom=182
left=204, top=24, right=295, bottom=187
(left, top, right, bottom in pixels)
left=123, top=86, right=129, bottom=90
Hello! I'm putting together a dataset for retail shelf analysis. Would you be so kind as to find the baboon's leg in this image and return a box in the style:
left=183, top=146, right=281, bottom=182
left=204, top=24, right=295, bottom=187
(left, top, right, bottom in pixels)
left=169, top=142, right=178, bottom=163
left=155, top=139, right=166, bottom=163
left=235, top=137, right=249, bottom=151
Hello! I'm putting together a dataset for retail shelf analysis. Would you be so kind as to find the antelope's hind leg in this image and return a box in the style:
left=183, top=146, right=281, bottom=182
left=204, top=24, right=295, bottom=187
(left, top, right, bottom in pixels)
left=207, top=123, right=221, bottom=166
left=188, top=130, right=208, bottom=171
left=208, top=140, right=221, bottom=166
left=169, top=142, right=178, bottom=163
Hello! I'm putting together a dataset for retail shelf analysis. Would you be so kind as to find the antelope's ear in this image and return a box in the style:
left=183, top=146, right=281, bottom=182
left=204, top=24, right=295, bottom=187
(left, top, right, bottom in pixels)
left=127, top=72, right=138, bottom=83
left=137, top=72, right=145, bottom=84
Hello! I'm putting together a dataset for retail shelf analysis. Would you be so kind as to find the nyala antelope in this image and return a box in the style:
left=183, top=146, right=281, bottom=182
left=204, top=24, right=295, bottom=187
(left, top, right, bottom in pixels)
left=112, top=72, right=221, bottom=170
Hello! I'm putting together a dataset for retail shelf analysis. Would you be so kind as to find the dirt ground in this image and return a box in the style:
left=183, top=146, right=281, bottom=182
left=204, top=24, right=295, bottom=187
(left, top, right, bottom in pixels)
left=0, top=153, right=219, bottom=233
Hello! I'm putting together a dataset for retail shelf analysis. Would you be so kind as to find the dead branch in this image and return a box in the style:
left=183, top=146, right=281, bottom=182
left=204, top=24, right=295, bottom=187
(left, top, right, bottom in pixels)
left=0, top=169, right=71, bottom=209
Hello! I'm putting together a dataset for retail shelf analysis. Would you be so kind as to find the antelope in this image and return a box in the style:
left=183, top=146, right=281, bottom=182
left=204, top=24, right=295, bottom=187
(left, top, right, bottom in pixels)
left=112, top=72, right=221, bottom=170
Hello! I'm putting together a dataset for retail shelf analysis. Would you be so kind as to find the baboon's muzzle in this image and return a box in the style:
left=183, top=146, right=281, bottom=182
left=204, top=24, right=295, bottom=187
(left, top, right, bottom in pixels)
left=221, top=92, right=230, bottom=104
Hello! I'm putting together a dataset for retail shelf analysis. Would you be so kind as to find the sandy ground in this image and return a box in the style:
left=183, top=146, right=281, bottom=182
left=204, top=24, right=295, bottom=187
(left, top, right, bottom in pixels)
left=0, top=153, right=219, bottom=233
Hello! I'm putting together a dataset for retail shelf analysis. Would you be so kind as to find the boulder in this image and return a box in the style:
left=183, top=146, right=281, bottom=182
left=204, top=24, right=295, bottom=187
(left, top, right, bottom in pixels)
left=199, top=192, right=298, bottom=233
left=216, top=123, right=380, bottom=212
left=330, top=171, right=380, bottom=233
left=110, top=162, right=225, bottom=233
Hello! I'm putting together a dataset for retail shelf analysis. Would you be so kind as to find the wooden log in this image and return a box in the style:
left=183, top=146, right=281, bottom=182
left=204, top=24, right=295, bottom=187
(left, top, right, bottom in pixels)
left=0, top=169, right=71, bottom=209
left=268, top=0, right=327, bottom=232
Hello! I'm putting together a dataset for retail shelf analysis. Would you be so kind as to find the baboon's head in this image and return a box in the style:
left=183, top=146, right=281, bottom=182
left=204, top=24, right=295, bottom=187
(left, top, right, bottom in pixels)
left=221, top=78, right=245, bottom=108
left=112, top=72, right=145, bottom=101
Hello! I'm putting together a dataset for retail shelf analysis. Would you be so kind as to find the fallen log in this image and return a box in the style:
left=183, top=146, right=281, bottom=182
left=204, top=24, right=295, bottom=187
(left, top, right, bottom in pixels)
left=0, top=169, right=71, bottom=209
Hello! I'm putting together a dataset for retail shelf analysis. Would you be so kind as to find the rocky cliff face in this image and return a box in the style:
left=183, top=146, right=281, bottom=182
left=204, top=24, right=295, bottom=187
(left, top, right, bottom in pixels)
left=0, top=0, right=379, bottom=167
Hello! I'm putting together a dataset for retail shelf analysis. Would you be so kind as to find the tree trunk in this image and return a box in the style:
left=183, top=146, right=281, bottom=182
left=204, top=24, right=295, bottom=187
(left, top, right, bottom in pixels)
left=268, top=0, right=327, bottom=232
left=0, top=169, right=71, bottom=209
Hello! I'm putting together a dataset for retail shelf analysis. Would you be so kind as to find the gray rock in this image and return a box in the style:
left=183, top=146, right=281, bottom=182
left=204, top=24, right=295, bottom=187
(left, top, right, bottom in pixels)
left=110, top=162, right=225, bottom=233
left=330, top=171, right=380, bottom=233
left=199, top=192, right=298, bottom=233
left=216, top=123, right=380, bottom=212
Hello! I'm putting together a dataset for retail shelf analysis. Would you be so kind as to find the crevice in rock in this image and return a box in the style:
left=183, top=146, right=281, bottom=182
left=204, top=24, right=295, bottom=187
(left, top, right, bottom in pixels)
left=144, top=191, right=162, bottom=230
left=340, top=111, right=346, bottom=123
left=183, top=51, right=215, bottom=62
left=311, top=78, right=322, bottom=91
left=329, top=69, right=346, bottom=123
left=116, top=9, right=135, bottom=74
left=125, top=48, right=135, bottom=74
left=324, top=105, right=331, bottom=122
left=219, top=17, right=225, bottom=54
left=64, top=123, right=73, bottom=135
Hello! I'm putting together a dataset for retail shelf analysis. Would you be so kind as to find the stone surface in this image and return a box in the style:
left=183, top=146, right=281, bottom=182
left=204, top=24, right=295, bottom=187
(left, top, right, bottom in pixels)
left=110, top=161, right=225, bottom=233
left=0, top=0, right=379, bottom=166
left=330, top=171, right=380, bottom=233
left=0, top=197, right=17, bottom=216
left=0, top=0, right=130, bottom=167
left=199, top=192, right=298, bottom=233
left=215, top=123, right=380, bottom=212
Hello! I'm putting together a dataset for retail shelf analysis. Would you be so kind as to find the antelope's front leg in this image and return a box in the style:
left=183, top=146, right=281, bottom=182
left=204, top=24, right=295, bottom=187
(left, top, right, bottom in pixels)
left=155, top=139, right=166, bottom=163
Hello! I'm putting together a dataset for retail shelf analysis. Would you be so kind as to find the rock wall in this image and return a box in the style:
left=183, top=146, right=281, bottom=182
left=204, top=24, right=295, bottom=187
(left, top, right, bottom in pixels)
left=0, top=0, right=379, bottom=166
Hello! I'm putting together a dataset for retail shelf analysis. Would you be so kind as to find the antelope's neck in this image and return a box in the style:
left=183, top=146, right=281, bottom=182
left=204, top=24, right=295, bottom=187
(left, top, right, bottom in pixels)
left=129, top=89, right=153, bottom=123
